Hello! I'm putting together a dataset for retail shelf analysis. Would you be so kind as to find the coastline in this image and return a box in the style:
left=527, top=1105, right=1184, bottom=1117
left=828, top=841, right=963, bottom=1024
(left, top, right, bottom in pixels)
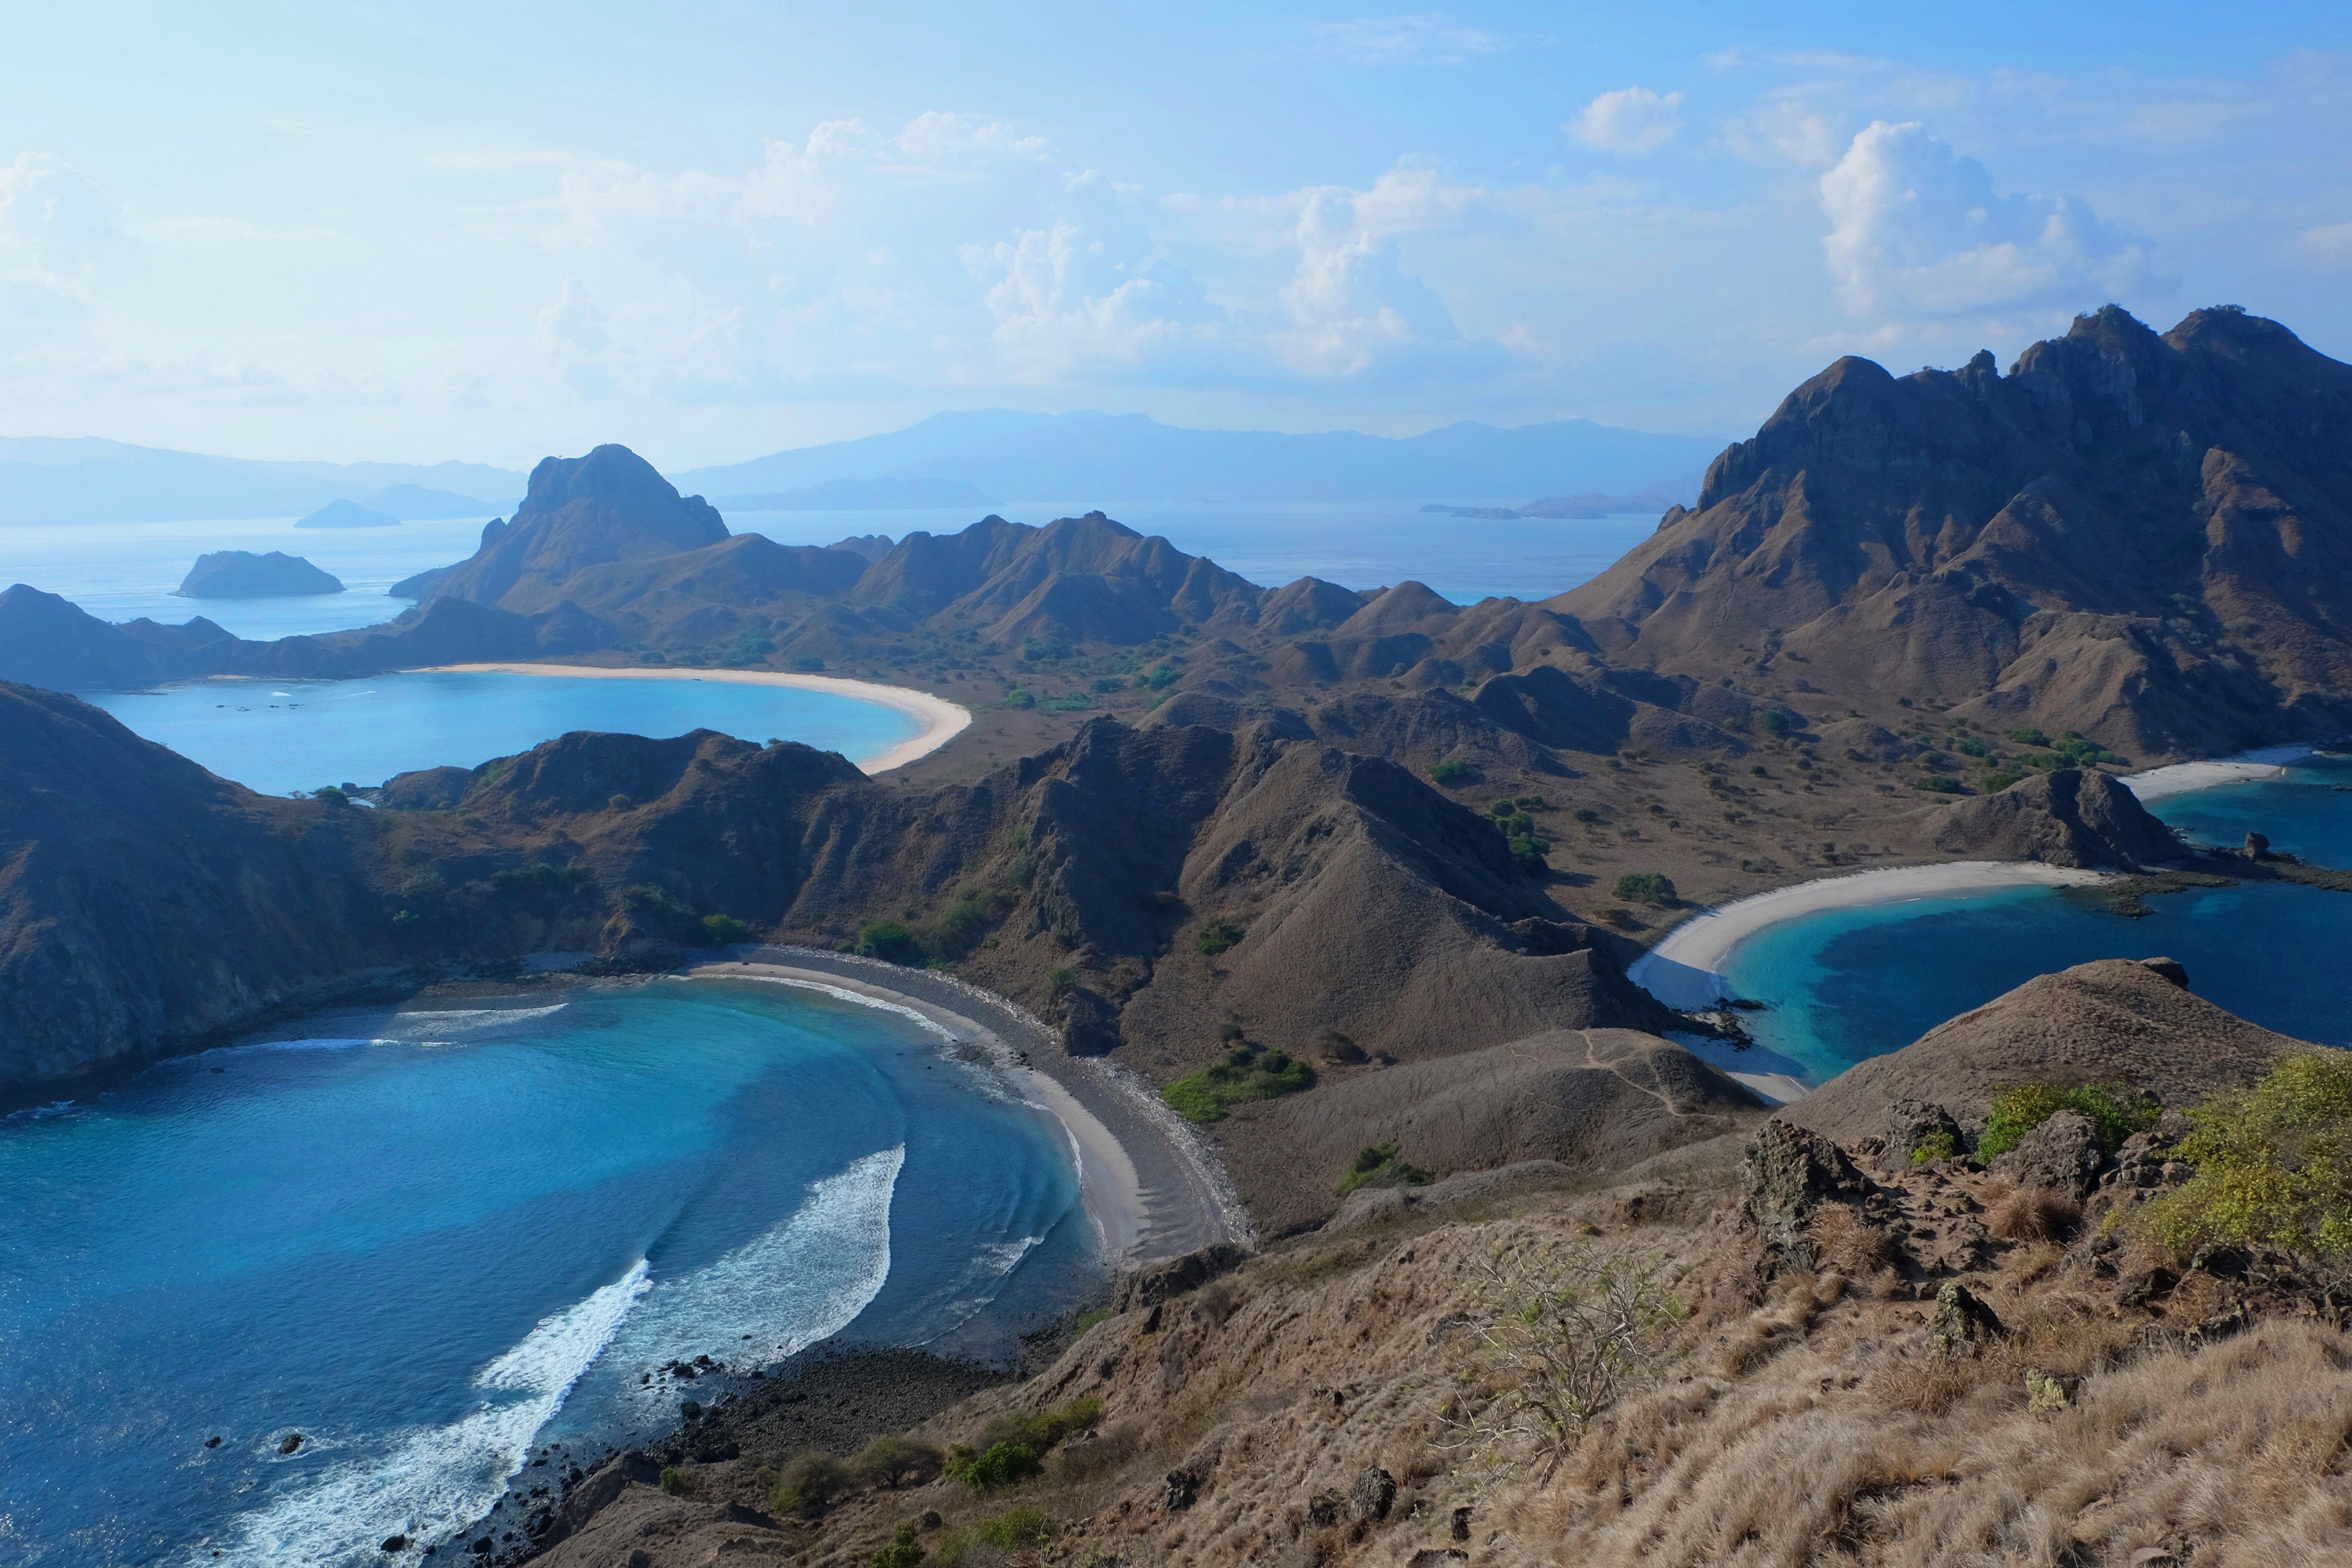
left=2120, top=743, right=2313, bottom=802
left=411, top=661, right=973, bottom=774
left=1629, top=861, right=2111, bottom=1014
left=683, top=948, right=1249, bottom=1266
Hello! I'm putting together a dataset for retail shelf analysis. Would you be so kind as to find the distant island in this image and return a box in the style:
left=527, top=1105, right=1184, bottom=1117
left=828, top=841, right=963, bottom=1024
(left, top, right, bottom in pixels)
left=1422, top=491, right=1681, bottom=520
left=715, top=477, right=997, bottom=511
left=175, top=550, right=344, bottom=597
left=366, top=483, right=513, bottom=519
left=296, top=499, right=399, bottom=530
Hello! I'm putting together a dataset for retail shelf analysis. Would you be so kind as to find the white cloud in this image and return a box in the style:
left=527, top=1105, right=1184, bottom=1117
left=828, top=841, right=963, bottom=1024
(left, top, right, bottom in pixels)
left=2298, top=220, right=2352, bottom=268
left=1572, top=88, right=1685, bottom=156
left=539, top=278, right=610, bottom=354
left=1722, top=99, right=1842, bottom=168
left=1818, top=121, right=2163, bottom=320
left=1314, top=14, right=1506, bottom=65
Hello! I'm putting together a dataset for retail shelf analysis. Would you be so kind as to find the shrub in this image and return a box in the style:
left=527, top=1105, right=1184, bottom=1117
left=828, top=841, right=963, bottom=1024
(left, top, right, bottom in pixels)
left=396, top=871, right=447, bottom=904
left=2006, top=727, right=2052, bottom=747
left=1431, top=759, right=1470, bottom=785
left=1912, top=1129, right=1960, bottom=1162
left=1952, top=735, right=1992, bottom=758
left=791, top=654, right=826, bottom=672
left=1196, top=918, right=1245, bottom=956
left=1090, top=676, right=1126, bottom=693
left=927, top=896, right=992, bottom=959
left=870, top=1521, right=926, bottom=1567
left=974, top=1505, right=1055, bottom=1549
left=1337, top=1141, right=1433, bottom=1196
left=2142, top=1052, right=2352, bottom=1299
left=700, top=913, right=752, bottom=945
left=1572, top=807, right=1601, bottom=824
left=658, top=1465, right=694, bottom=1496
left=768, top=1449, right=850, bottom=1515
left=1003, top=687, right=1037, bottom=710
left=1979, top=1082, right=2160, bottom=1161
left=853, top=1433, right=944, bottom=1489
left=1043, top=692, right=1094, bottom=712
left=313, top=784, right=349, bottom=804
left=942, top=1440, right=1042, bottom=1493
left=1762, top=707, right=1792, bottom=737
left=1164, top=1044, right=1315, bottom=1123
left=1612, top=872, right=1677, bottom=906
left=983, top=1395, right=1101, bottom=1454
left=1915, top=773, right=1967, bottom=793
left=1446, top=1245, right=1686, bottom=1480
left=854, top=920, right=923, bottom=965
left=1982, top=768, right=2026, bottom=793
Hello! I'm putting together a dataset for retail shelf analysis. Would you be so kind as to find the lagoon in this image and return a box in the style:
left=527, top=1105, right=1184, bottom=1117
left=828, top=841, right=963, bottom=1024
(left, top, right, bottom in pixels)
left=80, top=669, right=924, bottom=795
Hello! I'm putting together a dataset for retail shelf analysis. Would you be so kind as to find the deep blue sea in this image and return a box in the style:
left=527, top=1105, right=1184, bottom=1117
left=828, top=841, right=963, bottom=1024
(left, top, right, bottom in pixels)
left=80, top=671, right=920, bottom=796
left=1719, top=751, right=2352, bottom=1084
left=0, top=979, right=1088, bottom=1566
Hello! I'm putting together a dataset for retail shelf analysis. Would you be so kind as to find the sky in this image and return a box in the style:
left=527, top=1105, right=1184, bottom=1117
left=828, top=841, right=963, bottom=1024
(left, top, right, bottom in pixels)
left=1, top=1, right=2348, bottom=469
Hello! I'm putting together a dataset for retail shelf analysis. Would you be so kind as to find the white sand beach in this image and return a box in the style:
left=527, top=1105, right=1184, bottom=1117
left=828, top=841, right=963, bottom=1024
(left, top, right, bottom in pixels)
left=2121, top=744, right=2313, bottom=802
left=415, top=662, right=971, bottom=774
left=680, top=958, right=1158, bottom=1263
left=1629, top=861, right=2110, bottom=1013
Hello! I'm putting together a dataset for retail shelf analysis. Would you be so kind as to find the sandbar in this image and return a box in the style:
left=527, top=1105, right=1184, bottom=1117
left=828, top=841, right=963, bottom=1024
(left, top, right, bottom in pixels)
left=412, top=662, right=971, bottom=774
left=1629, top=861, right=2109, bottom=1013
left=679, top=950, right=1250, bottom=1267
left=2121, top=744, right=2313, bottom=802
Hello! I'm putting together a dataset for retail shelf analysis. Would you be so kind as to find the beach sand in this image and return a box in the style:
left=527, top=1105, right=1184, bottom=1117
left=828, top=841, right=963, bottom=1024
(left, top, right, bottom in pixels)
left=681, top=950, right=1248, bottom=1266
left=414, top=662, right=972, bottom=774
left=2122, top=744, right=2313, bottom=802
left=1629, top=861, right=2110, bottom=1015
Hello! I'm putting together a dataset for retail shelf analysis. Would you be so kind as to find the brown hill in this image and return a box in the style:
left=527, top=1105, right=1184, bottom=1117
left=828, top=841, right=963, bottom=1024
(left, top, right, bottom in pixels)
left=1930, top=766, right=2184, bottom=868
left=1555, top=306, right=2352, bottom=760
left=1786, top=956, right=2304, bottom=1145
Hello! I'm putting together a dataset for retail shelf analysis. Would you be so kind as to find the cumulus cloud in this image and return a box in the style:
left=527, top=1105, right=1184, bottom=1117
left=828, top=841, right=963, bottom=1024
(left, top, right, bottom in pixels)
left=1314, top=14, right=1506, bottom=65
left=1572, top=87, right=1685, bottom=155
left=1818, top=120, right=2163, bottom=320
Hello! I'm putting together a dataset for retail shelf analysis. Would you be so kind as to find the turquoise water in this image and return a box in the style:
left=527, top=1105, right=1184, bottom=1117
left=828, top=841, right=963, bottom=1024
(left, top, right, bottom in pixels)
left=1718, top=753, right=2352, bottom=1084
left=81, top=670, right=922, bottom=795
left=0, top=979, right=1088, bottom=1566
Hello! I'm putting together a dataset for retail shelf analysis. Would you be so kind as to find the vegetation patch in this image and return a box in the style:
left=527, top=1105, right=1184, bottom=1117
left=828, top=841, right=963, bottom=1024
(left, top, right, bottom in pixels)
left=1431, top=758, right=1471, bottom=785
left=1979, top=1081, right=2160, bottom=1161
left=1196, top=918, right=1246, bottom=956
left=1164, top=1042, right=1315, bottom=1122
left=1613, top=871, right=1678, bottom=905
left=2143, top=1052, right=2352, bottom=1293
left=853, top=919, right=924, bottom=964
left=1337, top=1141, right=1433, bottom=1196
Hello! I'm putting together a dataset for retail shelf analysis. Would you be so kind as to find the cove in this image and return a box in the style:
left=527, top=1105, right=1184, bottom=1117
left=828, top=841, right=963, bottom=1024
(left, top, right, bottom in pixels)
left=0, top=978, right=1090, bottom=1566
left=1716, top=751, right=2352, bottom=1085
left=79, top=668, right=924, bottom=795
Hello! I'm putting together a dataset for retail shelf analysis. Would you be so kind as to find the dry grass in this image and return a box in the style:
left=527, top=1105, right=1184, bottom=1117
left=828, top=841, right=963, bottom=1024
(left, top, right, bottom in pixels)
left=1987, top=1184, right=2082, bottom=1243
left=1810, top=1202, right=1897, bottom=1275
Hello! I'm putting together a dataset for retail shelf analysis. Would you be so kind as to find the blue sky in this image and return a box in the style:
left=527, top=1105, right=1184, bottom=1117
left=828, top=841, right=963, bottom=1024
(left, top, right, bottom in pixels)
left=1, top=2, right=2347, bottom=466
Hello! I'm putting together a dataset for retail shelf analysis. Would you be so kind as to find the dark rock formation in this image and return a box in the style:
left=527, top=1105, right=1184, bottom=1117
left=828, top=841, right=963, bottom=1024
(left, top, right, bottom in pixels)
left=295, top=499, right=397, bottom=529
left=1112, top=1243, right=1249, bottom=1313
left=1556, top=306, right=2352, bottom=760
left=1932, top=767, right=2183, bottom=868
left=1990, top=1108, right=2105, bottom=1198
left=1877, top=1098, right=1963, bottom=1172
left=176, top=550, right=343, bottom=598
left=1738, top=1118, right=1873, bottom=1270
left=1927, top=1282, right=2003, bottom=1357
left=1789, top=958, right=2304, bottom=1146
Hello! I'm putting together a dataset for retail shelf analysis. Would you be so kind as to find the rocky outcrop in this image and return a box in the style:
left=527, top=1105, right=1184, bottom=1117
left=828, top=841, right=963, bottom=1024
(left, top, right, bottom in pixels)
left=1789, top=958, right=2305, bottom=1146
left=1990, top=1108, right=2105, bottom=1198
left=176, top=550, right=344, bottom=597
left=1931, top=767, right=2184, bottom=868
left=1738, top=1118, right=1873, bottom=1270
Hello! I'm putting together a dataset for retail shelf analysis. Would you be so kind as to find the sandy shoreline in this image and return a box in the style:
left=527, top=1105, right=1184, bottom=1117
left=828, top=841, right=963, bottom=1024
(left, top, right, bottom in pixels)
left=412, top=661, right=972, bottom=774
left=1629, top=861, right=2110, bottom=1014
left=683, top=949, right=1248, bottom=1267
left=2121, top=743, right=2313, bottom=801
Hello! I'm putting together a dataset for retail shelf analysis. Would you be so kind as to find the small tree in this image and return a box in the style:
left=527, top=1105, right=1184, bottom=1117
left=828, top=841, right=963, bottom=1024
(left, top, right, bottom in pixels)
left=2143, top=1052, right=2352, bottom=1311
left=854, top=920, right=923, bottom=964
left=1612, top=872, right=1676, bottom=906
left=1445, top=1245, right=1685, bottom=1482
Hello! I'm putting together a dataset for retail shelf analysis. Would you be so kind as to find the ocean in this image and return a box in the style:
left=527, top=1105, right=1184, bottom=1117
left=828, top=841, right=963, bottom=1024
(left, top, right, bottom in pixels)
left=0, top=978, right=1089, bottom=1566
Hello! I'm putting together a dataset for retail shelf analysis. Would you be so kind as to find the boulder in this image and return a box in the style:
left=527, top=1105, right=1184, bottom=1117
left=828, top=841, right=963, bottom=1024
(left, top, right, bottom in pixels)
left=1163, top=1468, right=1201, bottom=1511
left=2139, top=955, right=2189, bottom=989
left=1992, top=1109, right=2106, bottom=1199
left=1352, top=1463, right=1396, bottom=1522
left=1927, top=1282, right=2004, bottom=1357
left=1878, top=1098, right=1962, bottom=1172
left=1738, top=1118, right=1873, bottom=1270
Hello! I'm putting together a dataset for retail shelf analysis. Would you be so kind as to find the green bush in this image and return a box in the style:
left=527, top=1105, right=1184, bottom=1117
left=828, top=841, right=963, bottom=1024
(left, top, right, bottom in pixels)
left=397, top=871, right=447, bottom=904
left=870, top=1522, right=926, bottom=1568
left=942, top=1440, right=1041, bottom=1493
left=1337, top=1141, right=1434, bottom=1196
left=974, top=1505, right=1056, bottom=1549
left=1910, top=1129, right=1960, bottom=1163
left=767, top=1449, right=850, bottom=1515
left=852, top=1433, right=944, bottom=1489
left=313, top=784, right=349, bottom=804
left=2142, top=1053, right=2352, bottom=1290
left=1146, top=663, right=1179, bottom=690
left=1164, top=1045, right=1315, bottom=1123
left=1762, top=707, right=1793, bottom=737
left=2006, top=727, right=2052, bottom=747
left=1981, top=769, right=2025, bottom=793
left=700, top=913, right=752, bottom=945
left=1043, top=692, right=1095, bottom=712
left=1978, top=1082, right=2160, bottom=1161
left=1916, top=773, right=1967, bottom=793
left=1430, top=759, right=1470, bottom=784
left=981, top=1395, right=1101, bottom=1455
left=1003, top=687, right=1037, bottom=710
left=854, top=920, right=924, bottom=964
left=658, top=1465, right=694, bottom=1496
left=1612, top=872, right=1677, bottom=906
left=1952, top=735, right=1992, bottom=758
left=1197, top=918, right=1245, bottom=956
